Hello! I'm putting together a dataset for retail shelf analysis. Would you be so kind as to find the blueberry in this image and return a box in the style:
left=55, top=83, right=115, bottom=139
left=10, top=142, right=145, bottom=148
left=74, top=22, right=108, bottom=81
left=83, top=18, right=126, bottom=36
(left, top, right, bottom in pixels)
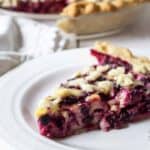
left=39, top=115, right=51, bottom=125
left=54, top=116, right=65, bottom=129
left=60, top=96, right=78, bottom=105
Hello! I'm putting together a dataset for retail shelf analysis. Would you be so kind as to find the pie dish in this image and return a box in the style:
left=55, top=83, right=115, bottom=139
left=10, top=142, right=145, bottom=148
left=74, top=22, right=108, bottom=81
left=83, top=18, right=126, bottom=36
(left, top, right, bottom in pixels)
left=57, top=0, right=148, bottom=35
left=35, top=42, right=150, bottom=138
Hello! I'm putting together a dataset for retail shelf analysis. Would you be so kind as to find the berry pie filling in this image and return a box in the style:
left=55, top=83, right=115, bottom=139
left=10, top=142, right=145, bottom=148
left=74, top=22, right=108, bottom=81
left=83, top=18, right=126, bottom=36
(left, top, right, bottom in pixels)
left=0, top=0, right=68, bottom=13
left=35, top=43, right=150, bottom=138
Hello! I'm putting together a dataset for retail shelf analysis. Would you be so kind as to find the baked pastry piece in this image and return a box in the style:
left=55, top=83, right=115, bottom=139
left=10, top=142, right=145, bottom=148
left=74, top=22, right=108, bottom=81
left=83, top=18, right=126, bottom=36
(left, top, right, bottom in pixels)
left=35, top=42, right=150, bottom=138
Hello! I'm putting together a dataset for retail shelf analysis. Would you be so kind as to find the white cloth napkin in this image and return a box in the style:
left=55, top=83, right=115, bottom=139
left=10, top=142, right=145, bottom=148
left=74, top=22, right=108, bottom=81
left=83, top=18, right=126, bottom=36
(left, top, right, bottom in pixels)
left=0, top=15, right=68, bottom=76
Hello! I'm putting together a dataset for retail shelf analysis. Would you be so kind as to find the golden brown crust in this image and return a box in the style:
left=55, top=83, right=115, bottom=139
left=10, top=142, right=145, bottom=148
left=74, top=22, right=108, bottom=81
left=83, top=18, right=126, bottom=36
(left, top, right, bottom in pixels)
left=95, top=41, right=134, bottom=60
left=0, top=0, right=18, bottom=7
left=62, top=1, right=100, bottom=17
left=95, top=41, right=150, bottom=74
left=62, top=0, right=148, bottom=17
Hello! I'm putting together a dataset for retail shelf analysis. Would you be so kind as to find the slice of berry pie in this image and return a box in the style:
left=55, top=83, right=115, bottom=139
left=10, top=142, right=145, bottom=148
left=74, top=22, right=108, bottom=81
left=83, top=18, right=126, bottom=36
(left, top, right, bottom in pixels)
left=35, top=42, right=150, bottom=138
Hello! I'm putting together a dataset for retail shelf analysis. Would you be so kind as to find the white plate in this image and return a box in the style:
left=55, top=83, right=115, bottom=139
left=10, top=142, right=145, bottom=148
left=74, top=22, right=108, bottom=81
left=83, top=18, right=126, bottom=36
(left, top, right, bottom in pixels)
left=0, top=8, right=60, bottom=20
left=0, top=48, right=150, bottom=150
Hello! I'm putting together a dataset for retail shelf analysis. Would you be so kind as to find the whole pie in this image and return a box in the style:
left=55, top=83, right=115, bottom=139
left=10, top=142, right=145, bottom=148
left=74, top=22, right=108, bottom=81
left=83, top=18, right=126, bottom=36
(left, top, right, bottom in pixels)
left=35, top=42, right=150, bottom=138
left=57, top=0, right=148, bottom=35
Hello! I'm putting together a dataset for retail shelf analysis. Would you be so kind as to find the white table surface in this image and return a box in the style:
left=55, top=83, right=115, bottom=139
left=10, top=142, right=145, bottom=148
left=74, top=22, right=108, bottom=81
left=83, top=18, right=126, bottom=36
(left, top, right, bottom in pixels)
left=0, top=5, right=150, bottom=150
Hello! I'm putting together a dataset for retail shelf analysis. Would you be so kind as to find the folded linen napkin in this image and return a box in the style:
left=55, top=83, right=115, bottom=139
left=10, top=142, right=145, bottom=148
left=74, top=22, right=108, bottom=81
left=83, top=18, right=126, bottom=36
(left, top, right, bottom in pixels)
left=0, top=15, right=68, bottom=76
